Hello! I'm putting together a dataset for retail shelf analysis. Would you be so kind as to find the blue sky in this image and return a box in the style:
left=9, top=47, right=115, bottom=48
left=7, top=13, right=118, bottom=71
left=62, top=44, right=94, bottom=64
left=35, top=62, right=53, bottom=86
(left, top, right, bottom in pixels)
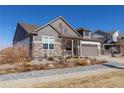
left=0, top=5, right=124, bottom=48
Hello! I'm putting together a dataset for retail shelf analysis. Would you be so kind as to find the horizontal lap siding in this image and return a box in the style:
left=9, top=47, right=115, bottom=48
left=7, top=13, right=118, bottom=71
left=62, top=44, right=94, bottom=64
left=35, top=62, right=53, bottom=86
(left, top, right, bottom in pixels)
left=33, top=25, right=59, bottom=42
left=51, top=18, right=80, bottom=38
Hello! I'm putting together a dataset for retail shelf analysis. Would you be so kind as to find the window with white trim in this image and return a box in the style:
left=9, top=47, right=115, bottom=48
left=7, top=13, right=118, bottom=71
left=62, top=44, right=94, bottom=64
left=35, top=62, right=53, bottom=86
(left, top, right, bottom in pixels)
left=83, top=31, right=91, bottom=38
left=85, top=31, right=89, bottom=36
left=42, top=36, right=55, bottom=49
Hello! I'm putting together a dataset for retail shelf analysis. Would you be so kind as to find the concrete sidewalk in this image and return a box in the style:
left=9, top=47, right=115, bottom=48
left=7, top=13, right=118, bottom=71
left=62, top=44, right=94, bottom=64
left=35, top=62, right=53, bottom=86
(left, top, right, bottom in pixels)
left=96, top=55, right=124, bottom=66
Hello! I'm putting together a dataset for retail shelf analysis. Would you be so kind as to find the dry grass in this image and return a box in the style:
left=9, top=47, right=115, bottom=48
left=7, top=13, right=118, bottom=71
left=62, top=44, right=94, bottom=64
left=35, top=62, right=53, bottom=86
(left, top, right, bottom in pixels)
left=0, top=45, right=30, bottom=64
left=0, top=63, right=45, bottom=75
left=0, top=57, right=107, bottom=75
left=31, top=69, right=124, bottom=88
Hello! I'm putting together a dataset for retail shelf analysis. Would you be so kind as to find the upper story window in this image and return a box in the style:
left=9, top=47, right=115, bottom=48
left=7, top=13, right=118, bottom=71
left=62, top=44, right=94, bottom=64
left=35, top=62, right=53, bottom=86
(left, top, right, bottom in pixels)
left=83, top=31, right=91, bottom=38
left=85, top=31, right=90, bottom=36
left=42, top=36, right=55, bottom=49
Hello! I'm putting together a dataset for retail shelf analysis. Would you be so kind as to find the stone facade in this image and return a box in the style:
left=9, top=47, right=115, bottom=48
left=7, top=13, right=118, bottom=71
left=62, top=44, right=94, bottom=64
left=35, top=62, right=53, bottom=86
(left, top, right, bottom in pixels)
left=32, top=42, right=62, bottom=58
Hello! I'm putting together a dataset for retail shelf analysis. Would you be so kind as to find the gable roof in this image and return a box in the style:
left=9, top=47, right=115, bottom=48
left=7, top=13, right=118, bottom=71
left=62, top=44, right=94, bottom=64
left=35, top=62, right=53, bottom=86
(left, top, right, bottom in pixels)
left=93, top=30, right=120, bottom=37
left=92, top=30, right=109, bottom=36
left=19, top=23, right=40, bottom=33
left=15, top=16, right=81, bottom=38
left=33, top=16, right=82, bottom=37
left=13, top=23, right=39, bottom=42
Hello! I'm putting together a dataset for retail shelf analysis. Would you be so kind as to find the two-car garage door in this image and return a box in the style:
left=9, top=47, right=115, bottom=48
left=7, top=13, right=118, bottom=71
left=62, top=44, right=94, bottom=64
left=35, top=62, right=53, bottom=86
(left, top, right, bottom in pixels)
left=81, top=44, right=98, bottom=57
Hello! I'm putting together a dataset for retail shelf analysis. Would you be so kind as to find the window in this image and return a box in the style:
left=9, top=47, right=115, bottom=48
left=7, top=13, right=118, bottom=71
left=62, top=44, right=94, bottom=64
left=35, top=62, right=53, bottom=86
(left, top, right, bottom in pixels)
left=85, top=31, right=89, bottom=36
left=42, top=36, right=55, bottom=49
left=43, top=43, right=48, bottom=49
left=42, top=37, right=48, bottom=43
left=49, top=44, right=54, bottom=49
left=42, top=36, right=49, bottom=49
left=49, top=37, right=55, bottom=49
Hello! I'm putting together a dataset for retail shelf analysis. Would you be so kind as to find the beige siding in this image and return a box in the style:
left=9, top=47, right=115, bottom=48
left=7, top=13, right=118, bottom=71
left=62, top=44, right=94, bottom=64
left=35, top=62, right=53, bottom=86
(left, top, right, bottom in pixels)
left=33, top=25, right=59, bottom=42
left=51, top=18, right=79, bottom=38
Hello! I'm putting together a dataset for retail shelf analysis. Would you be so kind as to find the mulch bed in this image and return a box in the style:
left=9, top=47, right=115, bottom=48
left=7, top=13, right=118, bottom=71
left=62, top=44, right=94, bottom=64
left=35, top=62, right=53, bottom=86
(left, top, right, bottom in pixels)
left=0, top=58, right=107, bottom=75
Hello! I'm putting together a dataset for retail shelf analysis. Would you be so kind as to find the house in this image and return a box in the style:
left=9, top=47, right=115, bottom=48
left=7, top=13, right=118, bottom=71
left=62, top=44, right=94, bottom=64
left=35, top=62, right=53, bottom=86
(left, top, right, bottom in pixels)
left=13, top=16, right=101, bottom=60
left=92, top=30, right=121, bottom=53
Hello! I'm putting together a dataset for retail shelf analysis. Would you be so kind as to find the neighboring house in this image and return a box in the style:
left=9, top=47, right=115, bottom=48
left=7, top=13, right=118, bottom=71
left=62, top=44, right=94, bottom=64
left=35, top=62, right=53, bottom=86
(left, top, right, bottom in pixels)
left=13, top=16, right=101, bottom=60
left=92, top=30, right=121, bottom=53
left=118, top=35, right=124, bottom=53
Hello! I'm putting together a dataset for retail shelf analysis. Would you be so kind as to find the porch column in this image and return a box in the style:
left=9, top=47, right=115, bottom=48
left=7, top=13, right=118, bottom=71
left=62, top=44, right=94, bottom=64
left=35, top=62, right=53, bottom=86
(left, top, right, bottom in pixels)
left=72, top=39, right=74, bottom=56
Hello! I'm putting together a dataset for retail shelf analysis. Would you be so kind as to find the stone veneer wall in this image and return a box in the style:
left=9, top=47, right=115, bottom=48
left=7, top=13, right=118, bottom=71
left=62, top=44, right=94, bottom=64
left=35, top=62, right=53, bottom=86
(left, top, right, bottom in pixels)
left=32, top=42, right=62, bottom=58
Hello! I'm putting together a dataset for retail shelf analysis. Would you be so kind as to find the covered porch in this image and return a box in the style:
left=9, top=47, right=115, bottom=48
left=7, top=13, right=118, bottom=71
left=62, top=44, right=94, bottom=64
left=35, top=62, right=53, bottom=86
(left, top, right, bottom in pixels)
left=59, top=36, right=81, bottom=57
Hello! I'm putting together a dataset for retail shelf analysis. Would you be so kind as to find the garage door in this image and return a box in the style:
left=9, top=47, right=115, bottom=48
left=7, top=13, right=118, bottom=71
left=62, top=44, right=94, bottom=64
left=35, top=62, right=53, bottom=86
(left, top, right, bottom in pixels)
left=81, top=44, right=98, bottom=57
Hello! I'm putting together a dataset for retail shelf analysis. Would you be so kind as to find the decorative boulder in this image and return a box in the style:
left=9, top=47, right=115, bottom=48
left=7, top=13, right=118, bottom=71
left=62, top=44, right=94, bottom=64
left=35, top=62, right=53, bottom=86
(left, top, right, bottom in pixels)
left=85, top=59, right=91, bottom=65
left=48, top=64, right=55, bottom=69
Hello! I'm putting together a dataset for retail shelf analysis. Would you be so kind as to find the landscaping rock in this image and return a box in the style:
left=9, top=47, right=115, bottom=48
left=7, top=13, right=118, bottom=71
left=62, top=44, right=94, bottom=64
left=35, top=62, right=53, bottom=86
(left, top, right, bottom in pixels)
left=0, top=62, right=124, bottom=81
left=86, top=59, right=91, bottom=65
left=48, top=64, right=55, bottom=69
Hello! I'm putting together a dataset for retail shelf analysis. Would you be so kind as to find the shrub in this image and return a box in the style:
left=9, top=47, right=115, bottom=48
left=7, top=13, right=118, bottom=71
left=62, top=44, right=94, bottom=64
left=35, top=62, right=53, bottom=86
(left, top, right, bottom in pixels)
left=24, top=67, right=34, bottom=72
left=0, top=47, right=15, bottom=64
left=32, top=64, right=45, bottom=70
left=65, top=56, right=72, bottom=59
left=54, top=63, right=64, bottom=68
left=76, top=59, right=87, bottom=66
left=0, top=45, right=30, bottom=64
left=73, top=56, right=79, bottom=59
left=66, top=61, right=76, bottom=67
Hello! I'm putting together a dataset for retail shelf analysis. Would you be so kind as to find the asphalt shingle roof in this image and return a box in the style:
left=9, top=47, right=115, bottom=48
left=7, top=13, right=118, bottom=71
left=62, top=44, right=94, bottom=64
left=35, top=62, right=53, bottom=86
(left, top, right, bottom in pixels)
left=19, top=23, right=40, bottom=33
